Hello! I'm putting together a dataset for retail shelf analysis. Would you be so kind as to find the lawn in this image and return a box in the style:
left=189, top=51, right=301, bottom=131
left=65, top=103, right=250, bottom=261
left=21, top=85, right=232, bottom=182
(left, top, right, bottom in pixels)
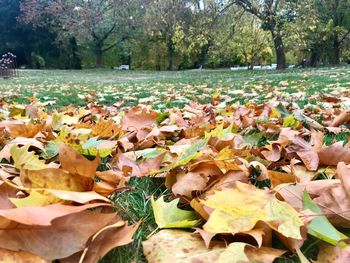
left=1, top=67, right=350, bottom=263
left=1, top=67, right=350, bottom=109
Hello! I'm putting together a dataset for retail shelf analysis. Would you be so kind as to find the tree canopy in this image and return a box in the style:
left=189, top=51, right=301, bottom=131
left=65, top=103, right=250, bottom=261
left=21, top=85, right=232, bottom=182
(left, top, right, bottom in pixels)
left=1, top=0, right=350, bottom=69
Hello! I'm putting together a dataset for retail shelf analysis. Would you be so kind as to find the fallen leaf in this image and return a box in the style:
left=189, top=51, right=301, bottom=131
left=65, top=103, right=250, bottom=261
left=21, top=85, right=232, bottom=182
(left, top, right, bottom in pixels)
left=151, top=196, right=200, bottom=229
left=201, top=182, right=303, bottom=239
left=59, top=143, right=100, bottom=178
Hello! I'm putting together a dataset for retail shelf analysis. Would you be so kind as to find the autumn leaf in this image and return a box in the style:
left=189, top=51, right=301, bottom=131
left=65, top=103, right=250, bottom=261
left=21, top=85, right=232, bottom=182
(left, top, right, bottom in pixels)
left=59, top=143, right=100, bottom=178
left=0, top=210, right=119, bottom=260
left=0, top=248, right=48, bottom=263
left=303, top=191, right=348, bottom=246
left=151, top=196, right=200, bottom=229
left=201, top=182, right=303, bottom=239
left=91, top=118, right=121, bottom=139
left=121, top=106, right=159, bottom=131
left=164, top=139, right=208, bottom=170
left=9, top=190, right=53, bottom=208
left=20, top=168, right=94, bottom=192
left=10, top=144, right=48, bottom=170
left=143, top=230, right=285, bottom=263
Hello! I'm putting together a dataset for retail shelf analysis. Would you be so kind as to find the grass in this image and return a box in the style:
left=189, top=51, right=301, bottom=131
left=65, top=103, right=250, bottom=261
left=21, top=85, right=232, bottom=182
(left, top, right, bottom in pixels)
left=1, top=67, right=350, bottom=110
left=100, top=177, right=168, bottom=263
left=2, top=67, right=350, bottom=262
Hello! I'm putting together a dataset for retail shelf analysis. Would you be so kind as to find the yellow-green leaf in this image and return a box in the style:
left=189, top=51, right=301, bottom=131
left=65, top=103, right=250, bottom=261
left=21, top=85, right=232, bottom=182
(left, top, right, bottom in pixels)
left=9, top=190, right=54, bottom=207
left=201, top=182, right=303, bottom=239
left=10, top=144, right=47, bottom=170
left=151, top=196, right=200, bottom=229
left=283, top=115, right=300, bottom=129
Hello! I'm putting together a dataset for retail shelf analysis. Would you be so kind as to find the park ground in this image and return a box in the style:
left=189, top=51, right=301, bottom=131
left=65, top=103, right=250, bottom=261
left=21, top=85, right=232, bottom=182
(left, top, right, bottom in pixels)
left=1, top=67, right=350, bottom=262
left=1, top=67, right=350, bottom=110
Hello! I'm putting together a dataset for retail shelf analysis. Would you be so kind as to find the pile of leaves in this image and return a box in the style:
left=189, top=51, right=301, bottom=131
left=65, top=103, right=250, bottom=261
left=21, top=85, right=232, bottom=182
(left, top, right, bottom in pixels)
left=1, top=96, right=350, bottom=262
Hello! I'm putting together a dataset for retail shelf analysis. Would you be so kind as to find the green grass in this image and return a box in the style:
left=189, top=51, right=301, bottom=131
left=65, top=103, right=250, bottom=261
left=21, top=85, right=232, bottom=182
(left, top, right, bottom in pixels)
left=100, top=177, right=168, bottom=263
left=1, top=67, right=350, bottom=110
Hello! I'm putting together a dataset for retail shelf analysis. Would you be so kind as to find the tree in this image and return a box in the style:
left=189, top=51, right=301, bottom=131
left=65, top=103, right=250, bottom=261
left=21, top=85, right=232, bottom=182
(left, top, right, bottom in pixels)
left=233, top=15, right=272, bottom=68
left=312, top=0, right=350, bottom=64
left=20, top=0, right=137, bottom=67
left=0, top=0, right=63, bottom=67
left=228, top=0, right=297, bottom=69
left=143, top=0, right=192, bottom=70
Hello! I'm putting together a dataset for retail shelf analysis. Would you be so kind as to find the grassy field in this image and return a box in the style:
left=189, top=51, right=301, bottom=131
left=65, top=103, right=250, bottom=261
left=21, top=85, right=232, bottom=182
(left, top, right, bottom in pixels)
left=1, top=67, right=350, bottom=110
left=2, top=67, right=350, bottom=262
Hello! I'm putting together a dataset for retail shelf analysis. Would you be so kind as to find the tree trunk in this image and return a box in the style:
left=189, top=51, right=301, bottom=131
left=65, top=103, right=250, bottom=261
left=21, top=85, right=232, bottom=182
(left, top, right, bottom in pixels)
left=310, top=45, right=321, bottom=67
left=94, top=43, right=103, bottom=68
left=332, top=37, right=340, bottom=65
left=167, top=37, right=175, bottom=71
left=196, top=41, right=211, bottom=68
left=310, top=48, right=318, bottom=67
left=271, top=31, right=286, bottom=69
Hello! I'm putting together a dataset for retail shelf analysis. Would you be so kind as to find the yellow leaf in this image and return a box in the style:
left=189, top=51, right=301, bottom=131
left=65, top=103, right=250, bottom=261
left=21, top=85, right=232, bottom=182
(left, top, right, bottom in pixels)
left=271, top=108, right=281, bottom=118
left=283, top=115, right=301, bottom=129
left=20, top=168, right=94, bottom=192
left=9, top=190, right=54, bottom=207
left=151, top=196, right=200, bottom=229
left=10, top=144, right=47, bottom=170
left=143, top=230, right=285, bottom=263
left=201, top=182, right=303, bottom=239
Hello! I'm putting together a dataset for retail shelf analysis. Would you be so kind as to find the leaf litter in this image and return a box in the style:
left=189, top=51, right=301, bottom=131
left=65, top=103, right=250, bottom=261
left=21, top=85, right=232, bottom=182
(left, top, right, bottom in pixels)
left=2, top=79, right=350, bottom=262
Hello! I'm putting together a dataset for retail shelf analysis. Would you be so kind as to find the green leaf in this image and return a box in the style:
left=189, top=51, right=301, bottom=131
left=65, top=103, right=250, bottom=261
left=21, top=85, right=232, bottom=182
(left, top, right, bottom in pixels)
left=40, top=141, right=59, bottom=160
left=276, top=103, right=290, bottom=117
left=243, top=132, right=264, bottom=146
left=156, top=112, right=170, bottom=125
left=205, top=123, right=235, bottom=140
left=283, top=115, right=300, bottom=129
left=164, top=139, right=207, bottom=170
left=132, top=148, right=167, bottom=160
left=302, top=190, right=348, bottom=247
left=151, top=196, right=200, bottom=229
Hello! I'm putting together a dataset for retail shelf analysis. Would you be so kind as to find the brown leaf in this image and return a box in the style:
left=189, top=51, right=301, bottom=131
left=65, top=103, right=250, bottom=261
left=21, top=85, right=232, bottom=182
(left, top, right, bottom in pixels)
left=330, top=109, right=350, bottom=127
left=0, top=248, right=48, bottom=263
left=20, top=168, right=94, bottom=192
left=7, top=123, right=46, bottom=139
left=0, top=203, right=109, bottom=226
left=92, top=118, right=121, bottom=139
left=314, top=242, right=350, bottom=262
left=121, top=106, right=159, bottom=131
left=76, top=221, right=140, bottom=263
left=318, top=142, right=350, bottom=166
left=0, top=210, right=117, bottom=260
left=59, top=143, right=100, bottom=178
left=268, top=170, right=297, bottom=188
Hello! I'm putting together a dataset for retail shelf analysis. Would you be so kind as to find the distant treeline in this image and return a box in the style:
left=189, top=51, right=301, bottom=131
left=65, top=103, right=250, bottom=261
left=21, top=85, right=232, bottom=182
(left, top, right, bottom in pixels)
left=1, top=0, right=350, bottom=70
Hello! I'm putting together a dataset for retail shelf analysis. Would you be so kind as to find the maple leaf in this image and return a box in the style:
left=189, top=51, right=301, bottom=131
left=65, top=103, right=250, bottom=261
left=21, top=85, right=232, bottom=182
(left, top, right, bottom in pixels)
left=121, top=106, right=159, bottom=131
left=201, top=182, right=303, bottom=239
left=7, top=122, right=46, bottom=139
left=0, top=248, right=48, bottom=263
left=10, top=144, right=48, bottom=170
left=313, top=242, right=350, bottom=262
left=143, top=230, right=285, bottom=263
left=164, top=139, right=208, bottom=170
left=20, top=168, right=94, bottom=192
left=302, top=190, right=348, bottom=246
left=91, top=118, right=121, bottom=139
left=59, top=143, right=100, bottom=178
left=151, top=196, right=200, bottom=229
left=0, top=210, right=118, bottom=260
